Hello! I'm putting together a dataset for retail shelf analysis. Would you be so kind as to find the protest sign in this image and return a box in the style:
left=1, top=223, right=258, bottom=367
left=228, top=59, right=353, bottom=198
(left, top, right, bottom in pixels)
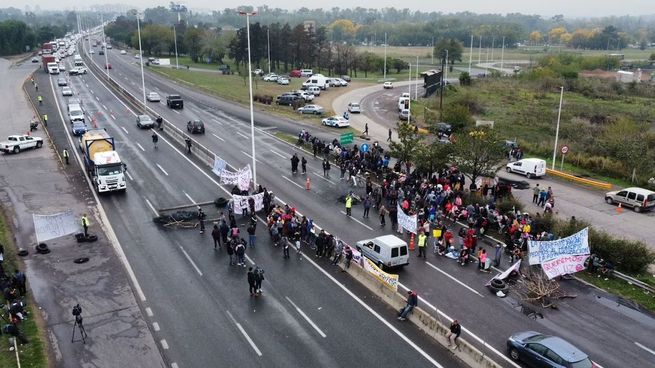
left=528, top=227, right=589, bottom=265
left=397, top=204, right=417, bottom=234
left=541, top=255, right=588, bottom=279
left=32, top=210, right=79, bottom=243
left=212, top=157, right=226, bottom=176
left=363, top=258, right=399, bottom=291
left=232, top=192, right=264, bottom=215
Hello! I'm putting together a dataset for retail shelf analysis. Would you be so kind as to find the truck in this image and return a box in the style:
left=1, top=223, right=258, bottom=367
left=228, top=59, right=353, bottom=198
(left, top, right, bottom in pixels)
left=79, top=129, right=127, bottom=193
left=41, top=42, right=54, bottom=54
left=0, top=134, right=44, bottom=154
left=42, top=55, right=56, bottom=73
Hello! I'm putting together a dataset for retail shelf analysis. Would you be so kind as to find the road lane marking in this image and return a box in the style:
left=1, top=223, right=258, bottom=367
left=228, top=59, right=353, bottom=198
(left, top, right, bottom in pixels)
left=285, top=297, right=326, bottom=338
left=110, top=114, right=116, bottom=120
left=160, top=339, right=169, bottom=350
left=236, top=131, right=249, bottom=139
left=90, top=89, right=94, bottom=94
left=312, top=171, right=335, bottom=184
left=95, top=96, right=100, bottom=101
left=339, top=211, right=373, bottom=230
left=211, top=133, right=225, bottom=142
left=145, top=307, right=153, bottom=317
left=179, top=245, right=202, bottom=276
left=424, top=261, right=483, bottom=297
left=282, top=175, right=304, bottom=189
left=245, top=254, right=255, bottom=265
left=152, top=322, right=160, bottom=331
left=144, top=198, right=158, bottom=216
left=125, top=170, right=134, bottom=181
left=270, top=149, right=286, bottom=159
left=241, top=150, right=261, bottom=163
left=156, top=164, right=169, bottom=176
left=635, top=342, right=655, bottom=357
left=211, top=118, right=224, bottom=125
left=102, top=104, right=107, bottom=110
left=226, top=310, right=262, bottom=357
left=183, top=191, right=195, bottom=204
left=172, top=109, right=180, bottom=114
left=136, top=142, right=145, bottom=152
left=171, top=363, right=178, bottom=368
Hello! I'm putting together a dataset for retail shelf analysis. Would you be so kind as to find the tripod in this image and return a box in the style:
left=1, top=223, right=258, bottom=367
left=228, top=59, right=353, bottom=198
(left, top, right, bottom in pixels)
left=71, top=315, right=88, bottom=344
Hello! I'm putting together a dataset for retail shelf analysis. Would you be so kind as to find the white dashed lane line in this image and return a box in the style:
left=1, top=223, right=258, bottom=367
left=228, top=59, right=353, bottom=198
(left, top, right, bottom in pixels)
left=211, top=133, right=225, bottom=142
left=156, top=164, right=169, bottom=176
left=136, top=143, right=145, bottom=152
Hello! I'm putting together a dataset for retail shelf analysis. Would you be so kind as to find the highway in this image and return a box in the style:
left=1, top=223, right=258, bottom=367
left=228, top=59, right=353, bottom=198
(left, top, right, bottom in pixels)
left=37, top=43, right=469, bottom=368
left=55, top=42, right=655, bottom=368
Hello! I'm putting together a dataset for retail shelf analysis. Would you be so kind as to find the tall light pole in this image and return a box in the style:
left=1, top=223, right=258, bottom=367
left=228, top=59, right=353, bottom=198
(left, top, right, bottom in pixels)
left=444, top=49, right=449, bottom=82
left=101, top=14, right=109, bottom=78
left=500, top=36, right=506, bottom=73
left=135, top=11, right=147, bottom=113
left=383, top=32, right=387, bottom=81
left=267, top=27, right=271, bottom=74
left=173, top=24, right=179, bottom=69
left=468, top=35, right=473, bottom=74
left=552, top=86, right=564, bottom=170
left=407, top=63, right=411, bottom=123
left=239, top=10, right=258, bottom=187
left=415, top=56, right=418, bottom=100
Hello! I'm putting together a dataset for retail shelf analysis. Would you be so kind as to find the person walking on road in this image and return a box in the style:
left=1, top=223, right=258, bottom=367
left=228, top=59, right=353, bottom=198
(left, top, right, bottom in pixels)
left=532, top=184, right=540, bottom=204
left=227, top=240, right=236, bottom=265
left=81, top=214, right=90, bottom=237
left=398, top=290, right=418, bottom=321
left=185, top=137, right=192, bottom=153
left=247, top=267, right=257, bottom=295
left=247, top=223, right=256, bottom=248
left=254, top=266, right=264, bottom=294
left=362, top=195, right=371, bottom=218
left=322, top=158, right=330, bottom=177
left=343, top=247, right=353, bottom=271
left=42, top=114, right=48, bottom=127
left=447, top=320, right=461, bottom=349
left=379, top=204, right=388, bottom=226
left=34, top=83, right=38, bottom=91
left=301, top=156, right=307, bottom=174
left=152, top=133, right=158, bottom=149
left=345, top=192, right=353, bottom=216
left=37, top=95, right=43, bottom=105
left=364, top=123, right=369, bottom=136
left=332, top=240, right=344, bottom=265
left=62, top=148, right=70, bottom=165
left=290, top=153, right=300, bottom=174
left=387, top=128, right=392, bottom=142
left=283, top=238, right=290, bottom=259
left=235, top=240, right=246, bottom=267
left=197, top=207, right=206, bottom=234
left=417, top=232, right=427, bottom=258
left=211, top=223, right=221, bottom=250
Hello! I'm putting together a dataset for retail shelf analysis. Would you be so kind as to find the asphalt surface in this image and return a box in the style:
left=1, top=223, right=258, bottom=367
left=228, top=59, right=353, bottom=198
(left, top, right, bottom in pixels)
left=0, top=57, right=164, bottom=367
left=35, top=43, right=471, bottom=368
left=85, top=44, right=655, bottom=368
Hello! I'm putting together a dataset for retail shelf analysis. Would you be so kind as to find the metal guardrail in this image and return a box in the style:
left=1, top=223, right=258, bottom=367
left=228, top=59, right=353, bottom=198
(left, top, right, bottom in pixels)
left=545, top=168, right=612, bottom=190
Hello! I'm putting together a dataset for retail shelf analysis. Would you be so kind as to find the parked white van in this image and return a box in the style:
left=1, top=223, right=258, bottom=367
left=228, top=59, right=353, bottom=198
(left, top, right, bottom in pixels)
left=307, top=85, right=321, bottom=96
left=356, top=235, right=409, bottom=269
left=505, top=158, right=546, bottom=179
left=605, top=187, right=655, bottom=213
left=302, top=74, right=329, bottom=90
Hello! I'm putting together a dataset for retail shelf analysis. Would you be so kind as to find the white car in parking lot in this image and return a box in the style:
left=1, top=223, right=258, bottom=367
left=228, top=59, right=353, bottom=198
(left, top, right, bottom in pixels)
left=277, top=77, right=290, bottom=85
left=322, top=116, right=350, bottom=128
left=263, top=73, right=279, bottom=82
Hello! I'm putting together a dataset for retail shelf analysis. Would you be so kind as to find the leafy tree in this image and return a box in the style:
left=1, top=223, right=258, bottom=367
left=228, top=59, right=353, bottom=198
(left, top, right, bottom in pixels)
left=529, top=31, right=542, bottom=45
left=356, top=51, right=381, bottom=78
left=441, top=103, right=474, bottom=131
left=459, top=71, right=472, bottom=86
left=184, top=27, right=203, bottom=62
left=451, top=129, right=506, bottom=187
left=548, top=27, right=567, bottom=43
left=0, top=20, right=35, bottom=55
left=391, top=58, right=408, bottom=73
left=433, top=38, right=463, bottom=65
left=389, top=121, right=422, bottom=166
left=414, top=141, right=453, bottom=175
left=328, top=19, right=358, bottom=42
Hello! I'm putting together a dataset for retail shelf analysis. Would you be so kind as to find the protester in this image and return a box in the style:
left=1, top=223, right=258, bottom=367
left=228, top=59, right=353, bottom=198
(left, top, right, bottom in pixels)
left=447, top=320, right=461, bottom=349
left=398, top=290, right=418, bottom=321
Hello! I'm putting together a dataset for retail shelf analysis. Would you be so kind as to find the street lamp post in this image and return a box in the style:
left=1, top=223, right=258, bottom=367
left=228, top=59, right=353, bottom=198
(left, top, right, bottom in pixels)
left=101, top=14, right=109, bottom=78
left=173, top=24, right=179, bottom=69
left=383, top=32, right=387, bottom=81
left=239, top=10, right=258, bottom=187
left=135, top=11, right=147, bottom=113
left=267, top=27, right=271, bottom=74
left=552, top=86, right=564, bottom=169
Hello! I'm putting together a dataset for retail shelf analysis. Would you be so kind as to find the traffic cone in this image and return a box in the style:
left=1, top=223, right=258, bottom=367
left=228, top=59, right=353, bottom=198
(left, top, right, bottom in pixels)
left=409, top=233, right=415, bottom=251
left=616, top=203, right=623, bottom=214
left=305, top=177, right=311, bottom=191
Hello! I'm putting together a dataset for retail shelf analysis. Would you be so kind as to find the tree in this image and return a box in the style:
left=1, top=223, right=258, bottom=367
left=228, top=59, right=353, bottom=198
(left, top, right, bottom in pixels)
left=433, top=38, right=463, bottom=65
left=391, top=58, right=409, bottom=73
left=414, top=141, right=453, bottom=175
left=441, top=103, right=474, bottom=131
left=451, top=129, right=506, bottom=187
left=548, top=27, right=567, bottom=44
left=459, top=71, right=471, bottom=86
left=389, top=121, right=422, bottom=166
left=328, top=19, right=357, bottom=42
left=184, top=27, right=203, bottom=62
left=529, top=31, right=542, bottom=45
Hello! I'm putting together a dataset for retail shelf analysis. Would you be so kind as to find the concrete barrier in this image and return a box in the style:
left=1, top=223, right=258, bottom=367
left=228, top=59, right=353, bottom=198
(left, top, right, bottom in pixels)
left=545, top=169, right=612, bottom=190
left=340, top=261, right=505, bottom=368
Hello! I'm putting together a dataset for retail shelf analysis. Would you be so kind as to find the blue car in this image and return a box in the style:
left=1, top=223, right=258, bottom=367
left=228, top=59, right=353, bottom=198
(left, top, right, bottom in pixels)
left=71, top=121, right=87, bottom=136
left=507, top=331, right=596, bottom=368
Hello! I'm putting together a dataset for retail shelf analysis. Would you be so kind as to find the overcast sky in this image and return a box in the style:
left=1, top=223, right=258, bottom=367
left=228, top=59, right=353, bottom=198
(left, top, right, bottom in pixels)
left=8, top=0, right=655, bottom=17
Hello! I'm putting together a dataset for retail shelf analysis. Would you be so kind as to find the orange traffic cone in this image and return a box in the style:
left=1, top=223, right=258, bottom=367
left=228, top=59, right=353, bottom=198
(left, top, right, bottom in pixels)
left=305, top=177, right=311, bottom=191
left=616, top=203, right=623, bottom=214
left=409, top=233, right=415, bottom=251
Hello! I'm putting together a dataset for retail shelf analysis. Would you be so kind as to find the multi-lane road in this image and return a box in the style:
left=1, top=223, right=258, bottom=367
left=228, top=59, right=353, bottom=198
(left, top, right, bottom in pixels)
left=36, top=40, right=655, bottom=368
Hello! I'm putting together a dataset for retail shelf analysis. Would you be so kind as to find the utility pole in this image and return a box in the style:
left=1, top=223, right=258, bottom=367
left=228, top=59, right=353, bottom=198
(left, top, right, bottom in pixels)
left=267, top=27, right=271, bottom=74
left=500, top=36, right=505, bottom=73
left=439, top=53, right=445, bottom=120
left=552, top=86, right=564, bottom=170
left=383, top=32, right=387, bottom=81
left=468, top=35, right=473, bottom=74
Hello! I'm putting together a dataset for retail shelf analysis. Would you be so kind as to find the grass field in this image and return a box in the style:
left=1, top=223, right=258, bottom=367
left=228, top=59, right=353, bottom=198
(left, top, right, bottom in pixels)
left=0, top=210, right=47, bottom=368
left=577, top=271, right=655, bottom=313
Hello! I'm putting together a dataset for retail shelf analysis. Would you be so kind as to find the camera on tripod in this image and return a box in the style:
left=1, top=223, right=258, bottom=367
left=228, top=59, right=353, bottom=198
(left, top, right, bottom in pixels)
left=71, top=304, right=87, bottom=343
left=72, top=304, right=82, bottom=322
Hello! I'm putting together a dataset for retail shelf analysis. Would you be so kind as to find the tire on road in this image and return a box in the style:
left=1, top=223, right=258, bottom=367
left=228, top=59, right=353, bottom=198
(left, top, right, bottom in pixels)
left=36, top=140, right=43, bottom=148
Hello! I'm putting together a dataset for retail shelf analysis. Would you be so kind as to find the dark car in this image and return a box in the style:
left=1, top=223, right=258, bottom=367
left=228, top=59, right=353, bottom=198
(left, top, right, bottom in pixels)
left=341, top=75, right=352, bottom=82
left=166, top=94, right=184, bottom=109
left=507, top=331, right=596, bottom=368
left=187, top=120, right=205, bottom=134
left=71, top=121, right=87, bottom=136
left=435, top=122, right=453, bottom=138
left=276, top=94, right=300, bottom=106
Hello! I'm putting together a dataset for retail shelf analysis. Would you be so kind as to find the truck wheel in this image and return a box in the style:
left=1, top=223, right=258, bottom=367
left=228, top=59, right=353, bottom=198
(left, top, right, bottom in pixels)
left=13, top=146, right=20, bottom=154
left=36, top=141, right=43, bottom=148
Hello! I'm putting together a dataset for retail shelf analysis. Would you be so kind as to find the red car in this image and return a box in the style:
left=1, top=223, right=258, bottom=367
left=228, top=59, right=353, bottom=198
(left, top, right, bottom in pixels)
left=104, top=63, right=112, bottom=69
left=289, top=69, right=301, bottom=78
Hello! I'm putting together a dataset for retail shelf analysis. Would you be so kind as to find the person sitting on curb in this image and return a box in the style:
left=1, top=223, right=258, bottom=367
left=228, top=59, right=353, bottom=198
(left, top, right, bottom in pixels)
left=447, top=320, right=461, bottom=349
left=397, top=290, right=418, bottom=321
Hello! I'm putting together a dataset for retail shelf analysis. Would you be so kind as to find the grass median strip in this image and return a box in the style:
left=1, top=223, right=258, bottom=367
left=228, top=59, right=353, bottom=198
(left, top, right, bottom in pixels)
left=0, top=209, right=47, bottom=368
left=577, top=271, right=655, bottom=312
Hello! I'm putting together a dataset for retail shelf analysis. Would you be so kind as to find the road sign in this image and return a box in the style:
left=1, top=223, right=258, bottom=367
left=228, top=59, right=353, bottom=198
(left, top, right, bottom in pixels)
left=561, top=145, right=569, bottom=155
left=340, top=132, right=353, bottom=145
left=360, top=143, right=369, bottom=153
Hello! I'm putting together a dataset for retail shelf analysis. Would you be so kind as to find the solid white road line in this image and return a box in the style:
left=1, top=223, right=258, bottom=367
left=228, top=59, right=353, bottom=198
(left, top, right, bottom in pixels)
left=312, top=171, right=335, bottom=184
left=144, top=198, right=159, bottom=216
left=121, top=126, right=128, bottom=134
left=125, top=170, right=134, bottom=181
left=635, top=341, right=655, bottom=357
left=179, top=246, right=203, bottom=276
left=211, top=133, right=225, bottom=142
left=282, top=175, right=304, bottom=190
left=160, top=339, right=169, bottom=350
left=236, top=131, right=249, bottom=139
left=424, top=261, right=483, bottom=297
left=136, top=142, right=145, bottom=152
left=241, top=150, right=262, bottom=163
left=152, top=322, right=160, bottom=331
left=156, top=164, right=169, bottom=176
left=226, top=310, right=262, bottom=357
left=339, top=211, right=373, bottom=231
left=145, top=307, right=153, bottom=317
left=285, top=297, right=327, bottom=338
left=183, top=191, right=195, bottom=204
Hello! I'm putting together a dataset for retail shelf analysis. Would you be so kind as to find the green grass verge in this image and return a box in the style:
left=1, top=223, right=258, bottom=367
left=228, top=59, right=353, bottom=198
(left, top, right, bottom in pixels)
left=0, top=209, right=48, bottom=368
left=577, top=271, right=655, bottom=313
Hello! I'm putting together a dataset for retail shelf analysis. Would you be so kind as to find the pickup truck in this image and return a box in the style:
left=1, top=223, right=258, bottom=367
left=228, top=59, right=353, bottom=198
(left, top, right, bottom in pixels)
left=166, top=94, right=184, bottom=109
left=0, top=135, right=44, bottom=154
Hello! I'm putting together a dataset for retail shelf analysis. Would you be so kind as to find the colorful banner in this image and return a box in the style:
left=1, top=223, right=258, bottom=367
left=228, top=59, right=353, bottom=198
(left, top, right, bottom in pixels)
left=541, top=255, right=588, bottom=279
left=32, top=210, right=80, bottom=243
left=397, top=204, right=417, bottom=234
left=232, top=192, right=265, bottom=215
left=363, top=258, right=399, bottom=291
left=528, top=227, right=589, bottom=265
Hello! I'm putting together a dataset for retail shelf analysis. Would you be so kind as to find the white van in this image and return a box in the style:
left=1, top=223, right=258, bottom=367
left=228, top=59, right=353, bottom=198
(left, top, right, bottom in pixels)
left=300, top=69, right=313, bottom=77
left=307, top=85, right=321, bottom=96
left=302, top=74, right=329, bottom=90
left=398, top=97, right=409, bottom=111
left=67, top=104, right=85, bottom=123
left=505, top=158, right=546, bottom=179
left=356, top=235, right=409, bottom=269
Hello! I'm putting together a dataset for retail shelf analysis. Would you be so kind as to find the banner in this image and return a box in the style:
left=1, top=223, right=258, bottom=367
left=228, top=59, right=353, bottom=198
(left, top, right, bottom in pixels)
left=220, top=165, right=252, bottom=191
left=396, top=204, right=417, bottom=234
left=344, top=243, right=362, bottom=266
left=541, top=255, right=588, bottom=279
left=363, top=258, right=399, bottom=291
left=528, top=227, right=589, bottom=265
left=212, top=157, right=226, bottom=177
left=232, top=192, right=264, bottom=215
left=32, top=210, right=79, bottom=243
left=487, top=260, right=522, bottom=286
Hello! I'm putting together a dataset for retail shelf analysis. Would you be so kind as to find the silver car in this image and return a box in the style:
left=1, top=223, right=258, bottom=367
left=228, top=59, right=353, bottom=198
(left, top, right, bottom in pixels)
left=298, top=104, right=324, bottom=115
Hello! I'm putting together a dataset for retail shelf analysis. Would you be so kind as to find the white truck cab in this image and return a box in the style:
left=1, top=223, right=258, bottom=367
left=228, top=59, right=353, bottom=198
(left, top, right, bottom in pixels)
left=93, top=151, right=126, bottom=193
